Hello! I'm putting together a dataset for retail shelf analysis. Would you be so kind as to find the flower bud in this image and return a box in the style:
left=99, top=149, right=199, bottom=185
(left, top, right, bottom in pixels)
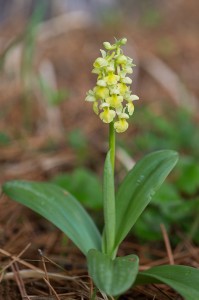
left=121, top=76, right=132, bottom=84
left=120, top=38, right=127, bottom=45
left=128, top=94, right=139, bottom=101
left=117, top=55, right=127, bottom=64
left=93, top=57, right=108, bottom=69
left=103, top=42, right=116, bottom=50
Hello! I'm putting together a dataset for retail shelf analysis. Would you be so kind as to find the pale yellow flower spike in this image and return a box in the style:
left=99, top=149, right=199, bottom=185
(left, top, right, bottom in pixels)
left=85, top=38, right=139, bottom=133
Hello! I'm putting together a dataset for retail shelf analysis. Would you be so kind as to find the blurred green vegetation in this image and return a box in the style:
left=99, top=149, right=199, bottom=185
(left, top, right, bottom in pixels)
left=38, top=77, right=69, bottom=106
left=0, top=132, right=11, bottom=145
left=122, top=106, right=199, bottom=244
left=53, top=105, right=199, bottom=244
left=52, top=168, right=102, bottom=210
left=68, top=129, right=89, bottom=164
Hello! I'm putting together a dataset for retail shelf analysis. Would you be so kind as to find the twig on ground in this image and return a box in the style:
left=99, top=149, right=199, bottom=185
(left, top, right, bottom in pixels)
left=175, top=231, right=199, bottom=266
left=160, top=223, right=174, bottom=265
left=2, top=269, right=77, bottom=281
left=0, top=247, right=76, bottom=281
left=11, top=262, right=30, bottom=300
left=151, top=284, right=175, bottom=300
left=38, top=249, right=52, bottom=296
left=43, top=277, right=61, bottom=300
left=0, top=243, right=31, bottom=276
left=140, top=247, right=199, bottom=270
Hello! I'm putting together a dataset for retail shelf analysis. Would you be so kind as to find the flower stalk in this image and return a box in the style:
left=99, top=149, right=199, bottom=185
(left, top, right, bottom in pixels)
left=109, top=121, right=115, bottom=172
left=86, top=38, right=139, bottom=258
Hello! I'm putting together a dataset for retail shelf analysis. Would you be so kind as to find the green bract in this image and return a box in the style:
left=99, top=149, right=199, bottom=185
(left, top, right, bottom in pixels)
left=85, top=38, right=139, bottom=133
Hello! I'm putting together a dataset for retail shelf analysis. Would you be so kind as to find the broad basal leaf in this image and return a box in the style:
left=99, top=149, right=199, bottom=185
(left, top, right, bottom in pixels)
left=87, top=249, right=139, bottom=296
left=115, top=150, right=178, bottom=248
left=2, top=181, right=101, bottom=255
left=135, top=265, right=199, bottom=300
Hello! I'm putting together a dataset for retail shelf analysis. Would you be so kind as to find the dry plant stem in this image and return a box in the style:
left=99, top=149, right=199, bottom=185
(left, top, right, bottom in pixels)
left=0, top=247, right=77, bottom=282
left=0, top=247, right=42, bottom=272
left=3, top=269, right=77, bottom=281
left=38, top=253, right=66, bottom=273
left=0, top=243, right=31, bottom=275
left=175, top=231, right=199, bottom=265
left=43, top=277, right=61, bottom=300
left=151, top=284, right=174, bottom=300
left=11, top=262, right=30, bottom=299
left=39, top=249, right=52, bottom=296
left=160, top=223, right=174, bottom=265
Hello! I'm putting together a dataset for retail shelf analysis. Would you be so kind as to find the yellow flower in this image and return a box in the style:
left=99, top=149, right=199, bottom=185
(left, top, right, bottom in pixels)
left=117, top=55, right=127, bottom=65
left=97, top=79, right=106, bottom=87
left=127, top=94, right=139, bottom=101
left=93, top=102, right=99, bottom=115
left=104, top=72, right=119, bottom=86
left=117, top=83, right=129, bottom=95
left=106, top=94, right=123, bottom=112
left=85, top=38, right=139, bottom=133
left=94, top=86, right=109, bottom=99
left=120, top=76, right=132, bottom=84
left=85, top=90, right=96, bottom=102
left=100, top=103, right=116, bottom=123
left=114, top=113, right=129, bottom=133
left=127, top=102, right=134, bottom=115
left=93, top=57, right=108, bottom=69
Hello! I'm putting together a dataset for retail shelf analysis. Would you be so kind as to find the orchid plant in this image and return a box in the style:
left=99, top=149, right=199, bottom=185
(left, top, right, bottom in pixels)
left=2, top=38, right=199, bottom=299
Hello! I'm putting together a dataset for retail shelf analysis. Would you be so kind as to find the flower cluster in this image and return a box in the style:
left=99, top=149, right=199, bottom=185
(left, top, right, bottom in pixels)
left=85, top=38, right=139, bottom=133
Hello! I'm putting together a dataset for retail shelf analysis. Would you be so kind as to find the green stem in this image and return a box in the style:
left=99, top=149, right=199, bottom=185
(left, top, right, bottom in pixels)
left=103, top=122, right=116, bottom=258
left=109, top=122, right=115, bottom=172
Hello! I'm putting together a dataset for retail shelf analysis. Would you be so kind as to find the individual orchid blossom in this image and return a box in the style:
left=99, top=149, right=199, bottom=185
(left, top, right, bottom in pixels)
left=85, top=38, right=139, bottom=133
left=114, top=112, right=129, bottom=133
left=100, top=103, right=116, bottom=123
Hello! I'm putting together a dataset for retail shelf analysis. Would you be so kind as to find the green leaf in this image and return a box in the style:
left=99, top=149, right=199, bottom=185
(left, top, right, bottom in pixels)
left=115, top=150, right=178, bottom=248
left=102, top=151, right=115, bottom=255
left=87, top=249, right=139, bottom=296
left=2, top=181, right=101, bottom=255
left=135, top=265, right=199, bottom=300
